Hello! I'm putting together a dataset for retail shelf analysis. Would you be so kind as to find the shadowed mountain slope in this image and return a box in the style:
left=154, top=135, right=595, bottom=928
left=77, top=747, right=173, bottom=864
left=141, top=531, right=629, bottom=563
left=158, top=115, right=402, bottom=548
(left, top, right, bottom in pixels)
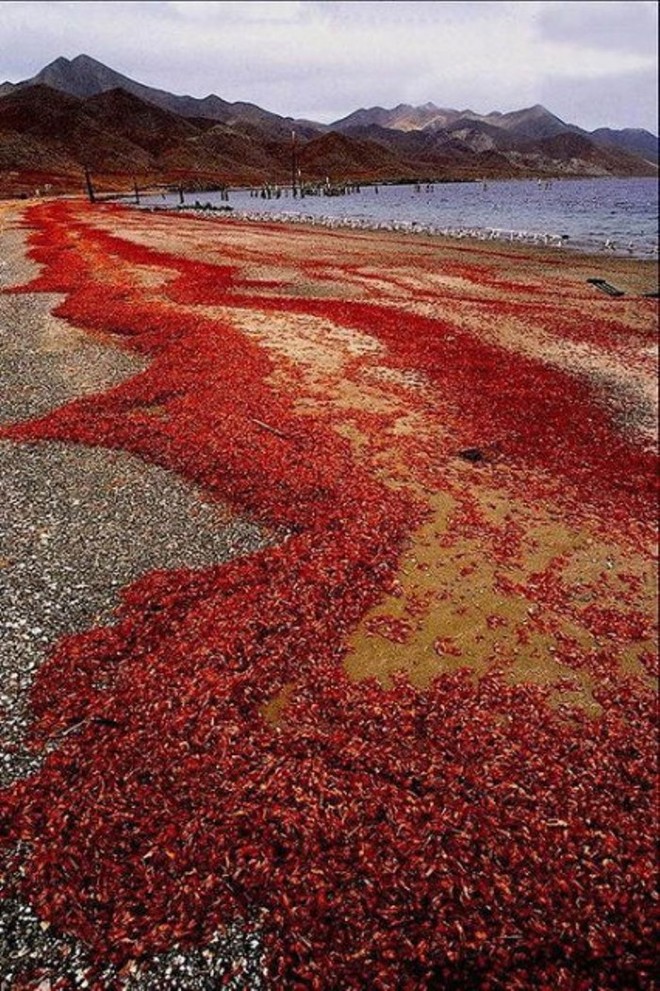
left=0, top=55, right=657, bottom=192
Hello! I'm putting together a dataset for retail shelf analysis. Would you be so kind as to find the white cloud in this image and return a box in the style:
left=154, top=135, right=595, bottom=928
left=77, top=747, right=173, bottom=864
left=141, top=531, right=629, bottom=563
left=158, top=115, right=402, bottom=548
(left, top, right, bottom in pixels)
left=536, top=0, right=658, bottom=57
left=0, top=0, right=657, bottom=131
left=167, top=1, right=304, bottom=22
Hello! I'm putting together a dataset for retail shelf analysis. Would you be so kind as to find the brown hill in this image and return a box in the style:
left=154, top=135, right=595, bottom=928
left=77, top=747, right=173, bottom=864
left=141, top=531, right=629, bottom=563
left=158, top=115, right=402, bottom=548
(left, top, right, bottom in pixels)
left=160, top=124, right=286, bottom=184
left=443, top=118, right=518, bottom=153
left=0, top=85, right=424, bottom=190
left=84, top=88, right=201, bottom=157
left=2, top=53, right=657, bottom=189
left=591, top=127, right=658, bottom=165
left=298, top=131, right=413, bottom=181
left=0, top=128, right=80, bottom=175
left=516, top=131, right=656, bottom=177
left=0, top=77, right=656, bottom=197
left=331, top=102, right=461, bottom=133
left=0, top=85, right=154, bottom=174
left=1, top=54, right=316, bottom=138
left=331, top=101, right=658, bottom=168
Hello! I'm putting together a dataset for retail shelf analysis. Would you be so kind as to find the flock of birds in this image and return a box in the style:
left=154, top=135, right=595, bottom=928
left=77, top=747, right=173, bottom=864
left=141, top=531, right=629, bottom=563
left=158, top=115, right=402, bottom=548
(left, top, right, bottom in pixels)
left=180, top=205, right=650, bottom=253
left=177, top=205, right=571, bottom=248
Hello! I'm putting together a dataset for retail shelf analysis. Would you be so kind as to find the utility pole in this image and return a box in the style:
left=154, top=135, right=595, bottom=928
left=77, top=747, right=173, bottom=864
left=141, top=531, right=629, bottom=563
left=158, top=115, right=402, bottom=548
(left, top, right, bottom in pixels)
left=84, top=165, right=96, bottom=204
left=133, top=178, right=140, bottom=205
left=291, top=130, right=297, bottom=198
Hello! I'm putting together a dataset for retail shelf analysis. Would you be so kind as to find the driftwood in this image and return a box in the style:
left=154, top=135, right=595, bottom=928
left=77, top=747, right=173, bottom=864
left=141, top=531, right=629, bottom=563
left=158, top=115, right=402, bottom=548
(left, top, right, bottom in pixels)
left=250, top=416, right=291, bottom=439
left=586, top=278, right=625, bottom=297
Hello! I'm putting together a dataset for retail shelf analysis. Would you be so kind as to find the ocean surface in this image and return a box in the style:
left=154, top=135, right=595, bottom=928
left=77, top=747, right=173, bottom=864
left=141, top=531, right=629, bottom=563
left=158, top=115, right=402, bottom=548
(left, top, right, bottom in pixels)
left=133, top=177, right=659, bottom=258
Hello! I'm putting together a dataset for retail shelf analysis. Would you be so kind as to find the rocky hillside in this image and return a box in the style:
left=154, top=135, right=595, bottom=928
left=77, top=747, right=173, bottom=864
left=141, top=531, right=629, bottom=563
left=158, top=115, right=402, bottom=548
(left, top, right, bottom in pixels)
left=0, top=55, right=656, bottom=194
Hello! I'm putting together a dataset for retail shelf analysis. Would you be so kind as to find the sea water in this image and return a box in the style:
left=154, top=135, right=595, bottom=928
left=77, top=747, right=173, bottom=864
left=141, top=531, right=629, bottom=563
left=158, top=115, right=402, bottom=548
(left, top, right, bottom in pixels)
left=134, top=177, right=659, bottom=258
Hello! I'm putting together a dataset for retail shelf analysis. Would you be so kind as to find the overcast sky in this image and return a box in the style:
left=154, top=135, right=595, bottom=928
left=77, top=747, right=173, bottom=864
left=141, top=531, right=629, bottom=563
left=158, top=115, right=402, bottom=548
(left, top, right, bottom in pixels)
left=1, top=0, right=657, bottom=131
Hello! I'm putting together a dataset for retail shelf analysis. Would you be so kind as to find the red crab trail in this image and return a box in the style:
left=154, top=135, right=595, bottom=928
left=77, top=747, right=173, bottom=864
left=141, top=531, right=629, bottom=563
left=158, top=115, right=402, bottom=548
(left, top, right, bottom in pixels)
left=0, top=201, right=656, bottom=990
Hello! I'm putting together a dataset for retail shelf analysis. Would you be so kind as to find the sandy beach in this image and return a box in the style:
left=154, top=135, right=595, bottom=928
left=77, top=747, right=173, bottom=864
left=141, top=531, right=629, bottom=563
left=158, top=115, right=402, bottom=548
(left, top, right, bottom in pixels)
left=0, top=198, right=657, bottom=989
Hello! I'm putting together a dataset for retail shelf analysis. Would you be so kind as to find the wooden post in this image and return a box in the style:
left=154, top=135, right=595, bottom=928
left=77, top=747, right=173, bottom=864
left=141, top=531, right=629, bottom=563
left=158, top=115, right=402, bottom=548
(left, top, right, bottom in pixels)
left=84, top=166, right=96, bottom=204
left=291, top=130, right=297, bottom=198
left=133, top=179, right=140, bottom=205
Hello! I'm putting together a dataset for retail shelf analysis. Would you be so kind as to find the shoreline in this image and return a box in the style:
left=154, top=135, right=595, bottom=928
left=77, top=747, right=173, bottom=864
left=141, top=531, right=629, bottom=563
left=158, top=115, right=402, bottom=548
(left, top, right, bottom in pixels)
left=113, top=198, right=660, bottom=287
left=132, top=199, right=660, bottom=262
left=4, top=171, right=658, bottom=260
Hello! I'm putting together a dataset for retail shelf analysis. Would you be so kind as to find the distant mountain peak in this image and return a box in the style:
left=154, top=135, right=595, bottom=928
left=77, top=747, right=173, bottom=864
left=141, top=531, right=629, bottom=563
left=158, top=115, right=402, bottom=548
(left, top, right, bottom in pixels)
left=45, top=55, right=72, bottom=68
left=0, top=53, right=656, bottom=189
left=4, top=53, right=312, bottom=136
left=45, top=53, right=107, bottom=68
left=39, top=53, right=103, bottom=72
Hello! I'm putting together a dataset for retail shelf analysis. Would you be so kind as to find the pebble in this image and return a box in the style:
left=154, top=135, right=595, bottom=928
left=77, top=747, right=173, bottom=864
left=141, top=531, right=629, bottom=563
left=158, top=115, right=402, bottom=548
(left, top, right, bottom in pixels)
left=0, top=211, right=271, bottom=988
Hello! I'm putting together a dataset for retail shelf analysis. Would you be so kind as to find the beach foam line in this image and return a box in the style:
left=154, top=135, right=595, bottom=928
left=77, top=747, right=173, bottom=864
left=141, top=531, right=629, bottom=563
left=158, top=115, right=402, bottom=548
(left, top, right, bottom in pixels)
left=157, top=205, right=570, bottom=249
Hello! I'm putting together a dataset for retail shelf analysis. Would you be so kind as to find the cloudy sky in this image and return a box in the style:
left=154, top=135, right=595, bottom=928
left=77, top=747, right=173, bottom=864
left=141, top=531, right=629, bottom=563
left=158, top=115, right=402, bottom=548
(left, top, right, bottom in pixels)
left=1, top=0, right=657, bottom=131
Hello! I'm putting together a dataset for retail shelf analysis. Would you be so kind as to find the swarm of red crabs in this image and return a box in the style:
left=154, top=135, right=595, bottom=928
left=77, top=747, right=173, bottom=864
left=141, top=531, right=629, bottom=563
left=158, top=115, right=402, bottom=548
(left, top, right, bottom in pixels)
left=0, top=201, right=656, bottom=990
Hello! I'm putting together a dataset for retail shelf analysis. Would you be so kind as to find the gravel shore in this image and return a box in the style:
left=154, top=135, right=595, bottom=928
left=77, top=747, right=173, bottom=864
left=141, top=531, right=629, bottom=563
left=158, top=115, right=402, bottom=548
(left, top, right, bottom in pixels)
left=0, top=208, right=270, bottom=986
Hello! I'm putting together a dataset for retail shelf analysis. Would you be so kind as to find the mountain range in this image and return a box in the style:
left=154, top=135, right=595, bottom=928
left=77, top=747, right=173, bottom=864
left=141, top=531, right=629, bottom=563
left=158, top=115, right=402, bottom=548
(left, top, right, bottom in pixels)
left=0, top=54, right=657, bottom=195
